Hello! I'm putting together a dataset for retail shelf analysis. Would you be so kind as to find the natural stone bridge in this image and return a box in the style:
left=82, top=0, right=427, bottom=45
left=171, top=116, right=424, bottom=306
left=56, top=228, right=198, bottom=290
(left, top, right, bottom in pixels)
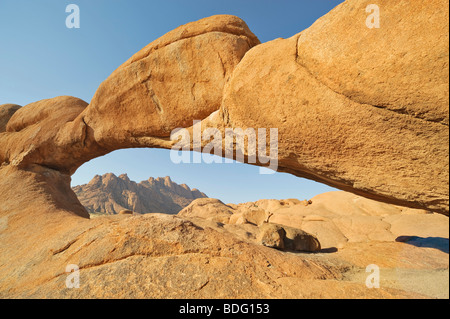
left=0, top=0, right=448, bottom=298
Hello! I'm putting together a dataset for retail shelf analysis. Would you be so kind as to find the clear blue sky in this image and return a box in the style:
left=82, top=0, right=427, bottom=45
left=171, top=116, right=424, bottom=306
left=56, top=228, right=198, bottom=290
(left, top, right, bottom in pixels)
left=0, top=0, right=343, bottom=204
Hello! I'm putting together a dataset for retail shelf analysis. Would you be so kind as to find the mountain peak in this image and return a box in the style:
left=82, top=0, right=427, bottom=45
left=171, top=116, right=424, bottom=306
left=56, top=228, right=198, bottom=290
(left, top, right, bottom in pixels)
left=75, top=174, right=208, bottom=215
left=180, top=184, right=191, bottom=191
left=118, top=173, right=130, bottom=182
left=164, top=176, right=173, bottom=187
left=88, top=174, right=102, bottom=186
left=102, top=172, right=118, bottom=180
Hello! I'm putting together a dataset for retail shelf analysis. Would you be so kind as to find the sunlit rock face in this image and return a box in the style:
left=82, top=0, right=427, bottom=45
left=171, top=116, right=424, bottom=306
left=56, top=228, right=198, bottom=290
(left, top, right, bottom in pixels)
left=0, top=1, right=448, bottom=298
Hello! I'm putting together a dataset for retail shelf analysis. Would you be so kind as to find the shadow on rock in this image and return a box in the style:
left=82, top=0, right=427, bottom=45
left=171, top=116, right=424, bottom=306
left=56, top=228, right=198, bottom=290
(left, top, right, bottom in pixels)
left=396, top=236, right=449, bottom=254
left=318, top=247, right=338, bottom=254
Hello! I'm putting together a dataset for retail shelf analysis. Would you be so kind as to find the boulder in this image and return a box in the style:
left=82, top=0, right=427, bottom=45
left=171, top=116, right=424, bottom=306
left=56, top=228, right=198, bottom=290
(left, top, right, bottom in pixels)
left=283, top=225, right=321, bottom=252
left=240, top=208, right=270, bottom=226
left=0, top=96, right=102, bottom=175
left=257, top=222, right=322, bottom=252
left=0, top=104, right=21, bottom=133
left=257, top=223, right=286, bottom=250
left=178, top=198, right=235, bottom=224
left=118, top=210, right=134, bottom=215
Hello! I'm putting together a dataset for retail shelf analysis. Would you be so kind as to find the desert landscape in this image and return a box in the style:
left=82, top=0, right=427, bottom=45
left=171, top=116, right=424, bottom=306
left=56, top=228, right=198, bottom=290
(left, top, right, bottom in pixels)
left=0, top=0, right=448, bottom=300
left=75, top=174, right=449, bottom=298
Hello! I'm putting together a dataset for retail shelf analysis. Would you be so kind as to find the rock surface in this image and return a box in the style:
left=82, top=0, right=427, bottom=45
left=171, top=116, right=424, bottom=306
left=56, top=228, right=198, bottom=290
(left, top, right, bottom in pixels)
left=0, top=2, right=448, bottom=299
left=0, top=104, right=21, bottom=133
left=73, top=173, right=207, bottom=215
left=297, top=0, right=449, bottom=125
left=0, top=8, right=447, bottom=215
left=0, top=96, right=99, bottom=174
left=118, top=209, right=134, bottom=215
left=218, top=0, right=449, bottom=214
left=178, top=198, right=234, bottom=224
left=177, top=191, right=449, bottom=250
left=258, top=223, right=286, bottom=250
left=84, top=15, right=260, bottom=151
left=0, top=186, right=447, bottom=298
left=283, top=225, right=321, bottom=252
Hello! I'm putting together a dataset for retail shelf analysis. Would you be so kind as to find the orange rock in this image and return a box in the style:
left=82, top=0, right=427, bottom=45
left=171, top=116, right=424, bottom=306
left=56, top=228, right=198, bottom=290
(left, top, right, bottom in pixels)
left=0, top=2, right=448, bottom=299
left=84, top=15, right=260, bottom=150
left=178, top=198, right=235, bottom=224
left=220, top=2, right=449, bottom=214
left=0, top=104, right=21, bottom=133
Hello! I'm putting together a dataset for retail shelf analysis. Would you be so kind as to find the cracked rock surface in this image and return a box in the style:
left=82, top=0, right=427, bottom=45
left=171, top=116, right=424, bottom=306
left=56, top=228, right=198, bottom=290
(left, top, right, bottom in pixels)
left=0, top=2, right=448, bottom=298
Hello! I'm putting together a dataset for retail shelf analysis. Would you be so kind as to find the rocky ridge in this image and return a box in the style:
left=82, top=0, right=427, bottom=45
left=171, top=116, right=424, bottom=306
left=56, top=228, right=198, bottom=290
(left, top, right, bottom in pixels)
left=72, top=173, right=207, bottom=215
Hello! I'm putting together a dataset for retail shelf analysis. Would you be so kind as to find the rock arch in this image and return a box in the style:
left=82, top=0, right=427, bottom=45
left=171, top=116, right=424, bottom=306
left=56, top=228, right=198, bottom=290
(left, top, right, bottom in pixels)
left=1, top=9, right=448, bottom=219
left=0, top=1, right=448, bottom=298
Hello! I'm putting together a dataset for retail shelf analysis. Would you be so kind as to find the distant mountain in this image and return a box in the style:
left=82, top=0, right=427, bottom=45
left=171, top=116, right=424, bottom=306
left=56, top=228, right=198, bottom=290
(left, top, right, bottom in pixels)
left=72, top=173, right=208, bottom=215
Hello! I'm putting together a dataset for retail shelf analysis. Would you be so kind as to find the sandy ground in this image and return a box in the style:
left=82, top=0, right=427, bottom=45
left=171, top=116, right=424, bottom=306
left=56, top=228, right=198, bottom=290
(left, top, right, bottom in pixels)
left=343, top=268, right=449, bottom=299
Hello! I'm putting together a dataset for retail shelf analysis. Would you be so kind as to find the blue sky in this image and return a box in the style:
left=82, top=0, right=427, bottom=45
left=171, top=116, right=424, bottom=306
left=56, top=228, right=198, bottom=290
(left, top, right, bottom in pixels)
left=0, top=0, right=343, bottom=204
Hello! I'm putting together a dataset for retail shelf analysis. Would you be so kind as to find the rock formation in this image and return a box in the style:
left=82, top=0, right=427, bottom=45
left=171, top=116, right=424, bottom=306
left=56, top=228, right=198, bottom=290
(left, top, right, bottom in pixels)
left=178, top=198, right=234, bottom=223
left=179, top=198, right=323, bottom=253
left=0, top=104, right=21, bottom=133
left=0, top=6, right=447, bottom=216
left=73, top=173, right=207, bottom=215
left=0, top=1, right=448, bottom=298
left=218, top=0, right=449, bottom=214
left=180, top=191, right=449, bottom=251
left=258, top=223, right=287, bottom=250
